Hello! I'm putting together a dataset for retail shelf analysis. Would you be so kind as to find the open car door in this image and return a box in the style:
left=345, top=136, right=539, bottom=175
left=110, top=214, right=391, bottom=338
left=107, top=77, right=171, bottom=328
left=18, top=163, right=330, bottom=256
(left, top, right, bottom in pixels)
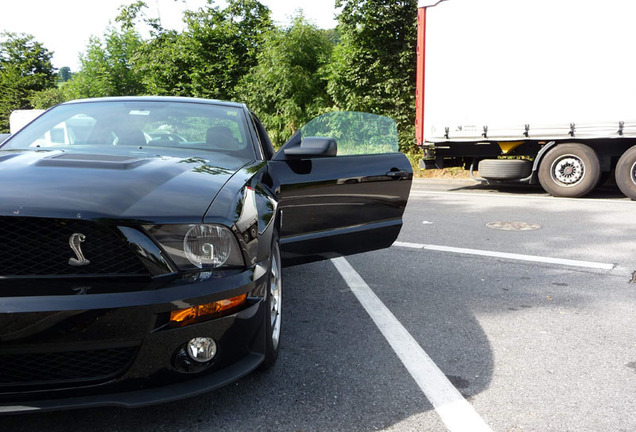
left=268, top=112, right=412, bottom=266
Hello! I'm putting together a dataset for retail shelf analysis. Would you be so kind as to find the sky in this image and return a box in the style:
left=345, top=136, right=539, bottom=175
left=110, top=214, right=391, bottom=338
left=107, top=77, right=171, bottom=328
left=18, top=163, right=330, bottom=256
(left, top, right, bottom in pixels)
left=0, top=0, right=339, bottom=70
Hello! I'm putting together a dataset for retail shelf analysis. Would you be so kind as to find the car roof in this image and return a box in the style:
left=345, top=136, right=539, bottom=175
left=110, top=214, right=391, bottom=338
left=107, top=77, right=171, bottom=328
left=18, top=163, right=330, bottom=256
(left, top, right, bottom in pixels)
left=61, top=96, right=246, bottom=110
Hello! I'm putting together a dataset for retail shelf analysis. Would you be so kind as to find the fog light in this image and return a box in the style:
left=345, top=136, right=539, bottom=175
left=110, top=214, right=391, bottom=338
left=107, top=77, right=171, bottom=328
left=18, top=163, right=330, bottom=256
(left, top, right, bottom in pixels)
left=186, top=337, right=217, bottom=363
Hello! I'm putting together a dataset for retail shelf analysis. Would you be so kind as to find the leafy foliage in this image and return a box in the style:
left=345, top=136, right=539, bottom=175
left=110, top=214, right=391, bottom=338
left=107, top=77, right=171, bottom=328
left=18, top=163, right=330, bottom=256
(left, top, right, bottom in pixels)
left=137, top=0, right=273, bottom=100
left=30, top=87, right=66, bottom=109
left=0, top=32, right=57, bottom=132
left=237, top=15, right=334, bottom=145
left=328, top=0, right=418, bottom=152
left=58, top=67, right=73, bottom=82
left=65, top=27, right=146, bottom=98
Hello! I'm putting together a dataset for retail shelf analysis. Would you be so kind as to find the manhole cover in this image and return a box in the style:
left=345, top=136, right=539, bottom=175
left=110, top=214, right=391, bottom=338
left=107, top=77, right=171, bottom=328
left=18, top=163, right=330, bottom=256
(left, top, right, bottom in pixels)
left=486, top=221, right=542, bottom=231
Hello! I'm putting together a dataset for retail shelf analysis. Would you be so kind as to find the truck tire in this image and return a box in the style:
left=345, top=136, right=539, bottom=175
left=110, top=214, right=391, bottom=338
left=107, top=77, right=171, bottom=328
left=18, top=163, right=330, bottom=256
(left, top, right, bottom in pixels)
left=538, top=143, right=600, bottom=197
left=615, top=145, right=636, bottom=200
left=478, top=159, right=532, bottom=180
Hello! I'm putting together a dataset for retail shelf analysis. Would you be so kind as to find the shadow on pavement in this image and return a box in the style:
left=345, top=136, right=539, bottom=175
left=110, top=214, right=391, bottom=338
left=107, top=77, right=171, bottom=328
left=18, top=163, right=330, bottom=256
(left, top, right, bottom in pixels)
left=438, top=178, right=628, bottom=200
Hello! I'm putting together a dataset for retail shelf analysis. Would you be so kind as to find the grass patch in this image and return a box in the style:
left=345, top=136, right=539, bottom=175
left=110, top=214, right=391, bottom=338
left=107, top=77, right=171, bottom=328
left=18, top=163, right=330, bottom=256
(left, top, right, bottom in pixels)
left=404, top=150, right=472, bottom=179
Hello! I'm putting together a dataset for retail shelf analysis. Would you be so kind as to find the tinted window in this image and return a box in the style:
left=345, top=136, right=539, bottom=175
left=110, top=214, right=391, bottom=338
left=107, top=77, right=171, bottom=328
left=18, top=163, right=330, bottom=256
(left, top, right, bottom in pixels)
left=300, top=112, right=399, bottom=156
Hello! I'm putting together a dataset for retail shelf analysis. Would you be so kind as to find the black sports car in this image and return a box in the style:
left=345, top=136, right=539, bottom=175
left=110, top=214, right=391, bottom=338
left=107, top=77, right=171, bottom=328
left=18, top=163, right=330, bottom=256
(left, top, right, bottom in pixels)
left=0, top=97, right=411, bottom=413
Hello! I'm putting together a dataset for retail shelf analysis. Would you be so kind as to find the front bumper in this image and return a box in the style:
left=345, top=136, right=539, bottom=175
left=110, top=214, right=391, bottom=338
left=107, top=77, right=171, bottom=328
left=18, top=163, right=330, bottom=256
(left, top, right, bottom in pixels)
left=0, top=263, right=270, bottom=414
left=0, top=353, right=264, bottom=414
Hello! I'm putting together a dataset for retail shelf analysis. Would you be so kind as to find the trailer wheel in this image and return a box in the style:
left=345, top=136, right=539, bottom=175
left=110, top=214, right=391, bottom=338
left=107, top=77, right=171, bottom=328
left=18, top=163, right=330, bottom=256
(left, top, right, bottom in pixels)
left=615, top=145, right=636, bottom=200
left=478, top=159, right=532, bottom=180
left=538, top=143, right=600, bottom=197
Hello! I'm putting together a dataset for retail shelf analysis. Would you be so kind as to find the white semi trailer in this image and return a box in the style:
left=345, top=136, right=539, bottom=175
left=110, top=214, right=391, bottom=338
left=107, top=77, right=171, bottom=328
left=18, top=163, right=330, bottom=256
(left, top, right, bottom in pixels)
left=416, top=0, right=636, bottom=199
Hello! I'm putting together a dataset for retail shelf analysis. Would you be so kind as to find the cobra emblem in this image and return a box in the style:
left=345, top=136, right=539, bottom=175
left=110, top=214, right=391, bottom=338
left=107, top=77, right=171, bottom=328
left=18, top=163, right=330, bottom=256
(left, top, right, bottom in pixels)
left=68, top=233, right=90, bottom=266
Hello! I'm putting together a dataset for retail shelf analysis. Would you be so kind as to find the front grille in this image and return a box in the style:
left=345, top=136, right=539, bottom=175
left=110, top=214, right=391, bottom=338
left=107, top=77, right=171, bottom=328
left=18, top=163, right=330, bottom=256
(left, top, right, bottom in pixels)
left=0, top=346, right=138, bottom=387
left=0, top=217, right=148, bottom=276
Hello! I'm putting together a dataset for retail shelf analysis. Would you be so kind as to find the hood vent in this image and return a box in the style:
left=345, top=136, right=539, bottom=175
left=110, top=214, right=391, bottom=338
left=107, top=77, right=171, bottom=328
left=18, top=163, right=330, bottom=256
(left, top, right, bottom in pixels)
left=37, top=153, right=150, bottom=170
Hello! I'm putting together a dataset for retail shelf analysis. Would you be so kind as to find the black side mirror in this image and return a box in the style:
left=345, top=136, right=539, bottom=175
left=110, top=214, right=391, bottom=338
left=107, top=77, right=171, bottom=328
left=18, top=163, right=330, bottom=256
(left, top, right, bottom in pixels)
left=283, top=137, right=337, bottom=160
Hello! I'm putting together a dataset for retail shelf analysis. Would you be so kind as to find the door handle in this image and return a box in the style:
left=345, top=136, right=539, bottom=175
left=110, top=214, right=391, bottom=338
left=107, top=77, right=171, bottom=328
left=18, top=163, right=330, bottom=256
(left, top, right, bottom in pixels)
left=386, top=169, right=410, bottom=179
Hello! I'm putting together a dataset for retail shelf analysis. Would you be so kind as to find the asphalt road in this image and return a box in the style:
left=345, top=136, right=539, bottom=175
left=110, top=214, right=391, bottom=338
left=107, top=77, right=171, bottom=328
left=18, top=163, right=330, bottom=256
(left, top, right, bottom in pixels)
left=4, top=179, right=636, bottom=431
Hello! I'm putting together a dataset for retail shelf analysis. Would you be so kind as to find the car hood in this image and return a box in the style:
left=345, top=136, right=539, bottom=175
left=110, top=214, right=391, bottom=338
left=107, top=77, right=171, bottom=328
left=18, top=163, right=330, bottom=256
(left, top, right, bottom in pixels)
left=0, top=150, right=244, bottom=222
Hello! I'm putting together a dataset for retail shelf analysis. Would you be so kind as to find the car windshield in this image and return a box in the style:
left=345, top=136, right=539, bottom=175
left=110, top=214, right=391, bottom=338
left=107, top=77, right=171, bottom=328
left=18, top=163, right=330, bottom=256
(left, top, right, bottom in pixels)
left=1, top=100, right=255, bottom=162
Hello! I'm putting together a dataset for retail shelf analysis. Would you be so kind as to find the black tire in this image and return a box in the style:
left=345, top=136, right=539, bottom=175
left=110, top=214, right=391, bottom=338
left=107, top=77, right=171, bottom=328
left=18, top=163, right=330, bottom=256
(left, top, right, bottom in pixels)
left=615, top=145, right=636, bottom=200
left=538, top=143, right=600, bottom=197
left=478, top=159, right=532, bottom=180
left=260, top=231, right=282, bottom=370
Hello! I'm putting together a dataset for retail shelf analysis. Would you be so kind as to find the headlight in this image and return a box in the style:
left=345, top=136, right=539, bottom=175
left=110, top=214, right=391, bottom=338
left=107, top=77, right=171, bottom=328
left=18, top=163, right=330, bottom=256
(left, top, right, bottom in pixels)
left=144, top=224, right=244, bottom=270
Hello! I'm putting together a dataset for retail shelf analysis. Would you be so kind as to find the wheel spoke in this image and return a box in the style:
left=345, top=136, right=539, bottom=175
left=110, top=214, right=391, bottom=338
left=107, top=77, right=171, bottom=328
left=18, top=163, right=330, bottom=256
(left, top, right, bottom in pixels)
left=553, top=157, right=583, bottom=184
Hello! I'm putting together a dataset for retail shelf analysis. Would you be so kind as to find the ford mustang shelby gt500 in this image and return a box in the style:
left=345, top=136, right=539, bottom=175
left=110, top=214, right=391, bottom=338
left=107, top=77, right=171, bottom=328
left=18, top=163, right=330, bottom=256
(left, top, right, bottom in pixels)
left=0, top=97, right=411, bottom=412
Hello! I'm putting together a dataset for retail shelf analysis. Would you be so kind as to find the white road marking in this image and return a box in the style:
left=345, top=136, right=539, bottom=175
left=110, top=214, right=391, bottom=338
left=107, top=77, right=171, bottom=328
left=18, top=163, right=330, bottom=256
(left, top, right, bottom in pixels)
left=409, top=189, right=635, bottom=204
left=331, top=257, right=493, bottom=432
left=422, top=221, right=434, bottom=224
left=393, top=241, right=615, bottom=270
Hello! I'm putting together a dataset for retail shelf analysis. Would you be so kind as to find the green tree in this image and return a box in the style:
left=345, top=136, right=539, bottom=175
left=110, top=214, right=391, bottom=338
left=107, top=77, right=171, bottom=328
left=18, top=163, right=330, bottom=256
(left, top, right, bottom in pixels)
left=29, top=83, right=80, bottom=109
left=29, top=87, right=65, bottom=109
left=68, top=29, right=145, bottom=98
left=0, top=32, right=56, bottom=132
left=65, top=3, right=146, bottom=99
left=137, top=0, right=273, bottom=100
left=237, top=15, right=334, bottom=145
left=328, top=0, right=418, bottom=152
left=58, top=66, right=72, bottom=82
left=134, top=28, right=195, bottom=97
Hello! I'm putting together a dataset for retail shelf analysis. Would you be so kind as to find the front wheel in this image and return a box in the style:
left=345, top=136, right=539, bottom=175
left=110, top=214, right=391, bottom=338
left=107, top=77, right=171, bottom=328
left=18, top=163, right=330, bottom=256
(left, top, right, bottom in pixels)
left=538, top=143, right=601, bottom=197
left=616, top=145, right=636, bottom=200
left=260, top=232, right=282, bottom=370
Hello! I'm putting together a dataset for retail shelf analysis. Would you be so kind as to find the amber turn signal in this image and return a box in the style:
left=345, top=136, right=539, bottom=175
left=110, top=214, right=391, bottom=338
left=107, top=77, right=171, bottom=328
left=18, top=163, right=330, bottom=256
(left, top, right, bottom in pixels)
left=170, top=294, right=247, bottom=324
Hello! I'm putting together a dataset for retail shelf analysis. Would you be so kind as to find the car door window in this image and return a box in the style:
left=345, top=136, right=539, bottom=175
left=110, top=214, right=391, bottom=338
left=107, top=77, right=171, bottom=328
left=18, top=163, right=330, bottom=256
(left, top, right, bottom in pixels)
left=300, top=111, right=399, bottom=156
